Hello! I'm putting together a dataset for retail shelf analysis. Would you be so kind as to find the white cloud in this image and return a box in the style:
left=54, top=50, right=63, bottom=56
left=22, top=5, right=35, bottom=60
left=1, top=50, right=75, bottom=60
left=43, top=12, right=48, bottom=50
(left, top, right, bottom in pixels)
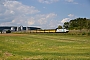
left=61, top=14, right=76, bottom=24
left=65, top=0, right=74, bottom=3
left=48, top=20, right=59, bottom=28
left=61, top=18, right=70, bottom=23
left=38, top=0, right=59, bottom=4
left=27, top=17, right=35, bottom=25
left=4, top=1, right=40, bottom=14
left=68, top=14, right=74, bottom=18
left=35, top=13, right=58, bottom=28
left=0, top=0, right=59, bottom=29
left=0, top=0, right=40, bottom=26
left=65, top=0, right=78, bottom=4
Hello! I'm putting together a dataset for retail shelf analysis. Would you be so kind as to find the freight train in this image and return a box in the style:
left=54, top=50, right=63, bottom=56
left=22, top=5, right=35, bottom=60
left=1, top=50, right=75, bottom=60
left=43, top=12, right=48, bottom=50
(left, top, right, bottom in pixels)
left=30, top=29, right=69, bottom=33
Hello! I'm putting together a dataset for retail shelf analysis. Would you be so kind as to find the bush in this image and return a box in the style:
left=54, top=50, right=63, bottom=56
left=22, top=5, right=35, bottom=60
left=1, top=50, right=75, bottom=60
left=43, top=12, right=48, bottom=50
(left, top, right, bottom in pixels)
left=88, top=32, right=90, bottom=36
left=82, top=32, right=86, bottom=35
left=6, top=30, right=11, bottom=33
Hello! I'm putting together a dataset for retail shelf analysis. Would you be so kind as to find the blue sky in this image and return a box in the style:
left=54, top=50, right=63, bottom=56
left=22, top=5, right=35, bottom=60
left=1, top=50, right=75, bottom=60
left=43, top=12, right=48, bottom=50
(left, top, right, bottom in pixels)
left=0, top=0, right=90, bottom=29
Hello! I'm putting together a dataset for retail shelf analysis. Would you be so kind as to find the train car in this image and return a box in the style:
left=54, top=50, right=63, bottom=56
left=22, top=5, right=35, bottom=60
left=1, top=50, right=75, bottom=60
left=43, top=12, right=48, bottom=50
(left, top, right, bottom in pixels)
left=56, top=29, right=69, bottom=33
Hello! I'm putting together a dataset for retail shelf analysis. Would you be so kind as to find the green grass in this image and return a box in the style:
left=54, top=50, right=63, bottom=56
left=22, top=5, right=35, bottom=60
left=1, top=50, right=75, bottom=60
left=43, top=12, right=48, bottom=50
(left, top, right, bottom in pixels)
left=0, top=33, right=90, bottom=60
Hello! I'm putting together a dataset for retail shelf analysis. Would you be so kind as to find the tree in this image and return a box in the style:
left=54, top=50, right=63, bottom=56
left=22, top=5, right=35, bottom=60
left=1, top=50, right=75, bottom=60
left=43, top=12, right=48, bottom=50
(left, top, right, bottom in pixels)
left=0, top=30, right=2, bottom=34
left=63, top=22, right=69, bottom=29
left=77, top=18, right=87, bottom=31
left=87, top=19, right=90, bottom=32
left=58, top=25, right=62, bottom=29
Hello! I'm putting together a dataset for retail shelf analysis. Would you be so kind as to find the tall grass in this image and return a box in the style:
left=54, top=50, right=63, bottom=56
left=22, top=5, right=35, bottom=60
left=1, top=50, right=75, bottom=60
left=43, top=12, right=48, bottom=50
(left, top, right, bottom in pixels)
left=68, top=29, right=90, bottom=36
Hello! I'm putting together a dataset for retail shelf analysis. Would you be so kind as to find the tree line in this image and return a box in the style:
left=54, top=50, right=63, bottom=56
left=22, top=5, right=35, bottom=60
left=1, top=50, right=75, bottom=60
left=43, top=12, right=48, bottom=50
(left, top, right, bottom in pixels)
left=63, top=18, right=90, bottom=31
left=58, top=18, right=90, bottom=31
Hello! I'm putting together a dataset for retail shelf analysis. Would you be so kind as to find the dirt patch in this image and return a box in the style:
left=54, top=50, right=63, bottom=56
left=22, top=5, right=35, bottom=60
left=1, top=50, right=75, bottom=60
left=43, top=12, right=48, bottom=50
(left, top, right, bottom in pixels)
left=3, top=52, right=13, bottom=57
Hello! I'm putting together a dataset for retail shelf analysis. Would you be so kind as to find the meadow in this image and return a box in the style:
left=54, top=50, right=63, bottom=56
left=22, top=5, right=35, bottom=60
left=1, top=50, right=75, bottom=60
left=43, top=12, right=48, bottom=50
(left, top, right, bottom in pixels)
left=0, top=33, right=90, bottom=60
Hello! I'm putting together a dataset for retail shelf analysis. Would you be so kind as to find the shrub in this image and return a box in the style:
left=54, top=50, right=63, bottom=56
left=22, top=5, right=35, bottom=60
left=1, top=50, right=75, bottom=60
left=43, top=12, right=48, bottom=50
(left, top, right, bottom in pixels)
left=88, top=32, right=90, bottom=36
left=6, top=30, right=11, bottom=33
left=82, top=32, right=86, bottom=35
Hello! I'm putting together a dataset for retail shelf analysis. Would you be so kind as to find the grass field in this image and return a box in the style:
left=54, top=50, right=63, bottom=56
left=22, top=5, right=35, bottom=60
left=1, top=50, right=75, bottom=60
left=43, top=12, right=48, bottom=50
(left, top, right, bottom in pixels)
left=0, top=33, right=90, bottom=60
